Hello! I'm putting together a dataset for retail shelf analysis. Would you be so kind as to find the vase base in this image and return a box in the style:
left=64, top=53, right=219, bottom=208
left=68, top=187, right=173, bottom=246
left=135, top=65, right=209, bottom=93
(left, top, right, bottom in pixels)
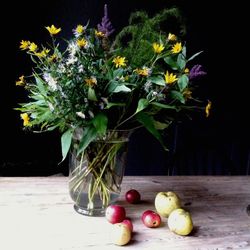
left=73, top=204, right=106, bottom=217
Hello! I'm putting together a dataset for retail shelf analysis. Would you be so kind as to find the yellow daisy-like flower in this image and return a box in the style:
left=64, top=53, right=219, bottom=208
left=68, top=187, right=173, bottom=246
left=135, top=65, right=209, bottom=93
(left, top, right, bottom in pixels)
left=205, top=100, right=212, bottom=117
left=20, top=113, right=30, bottom=126
left=48, top=54, right=57, bottom=62
left=184, top=68, right=189, bottom=74
left=95, top=30, right=105, bottom=38
left=75, top=25, right=84, bottom=34
left=16, top=75, right=26, bottom=86
left=152, top=43, right=165, bottom=54
left=135, top=67, right=151, bottom=77
left=77, top=38, right=88, bottom=48
left=45, top=25, right=61, bottom=35
left=35, top=48, right=50, bottom=58
left=171, top=42, right=182, bottom=54
left=85, top=76, right=97, bottom=87
left=167, top=33, right=177, bottom=41
left=112, top=56, right=127, bottom=68
left=29, top=42, right=38, bottom=52
left=19, top=40, right=30, bottom=50
left=164, top=71, right=178, bottom=85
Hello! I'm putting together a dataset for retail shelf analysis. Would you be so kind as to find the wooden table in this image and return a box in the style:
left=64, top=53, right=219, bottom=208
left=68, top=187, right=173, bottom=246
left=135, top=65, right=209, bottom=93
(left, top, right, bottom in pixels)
left=0, top=176, right=249, bottom=249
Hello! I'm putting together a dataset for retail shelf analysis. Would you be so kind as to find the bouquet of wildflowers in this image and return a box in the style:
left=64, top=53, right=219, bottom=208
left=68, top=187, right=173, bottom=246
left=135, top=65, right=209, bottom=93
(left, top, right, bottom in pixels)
left=16, top=5, right=209, bottom=213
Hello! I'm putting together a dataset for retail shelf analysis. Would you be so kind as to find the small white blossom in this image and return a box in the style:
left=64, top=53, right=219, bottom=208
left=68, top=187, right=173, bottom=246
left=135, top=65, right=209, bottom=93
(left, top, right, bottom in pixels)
left=78, top=65, right=84, bottom=73
left=43, top=73, right=58, bottom=91
left=144, top=81, right=152, bottom=92
left=48, top=102, right=54, bottom=111
left=66, top=56, right=78, bottom=65
left=67, top=42, right=78, bottom=57
left=57, top=63, right=66, bottom=73
left=76, top=112, right=86, bottom=119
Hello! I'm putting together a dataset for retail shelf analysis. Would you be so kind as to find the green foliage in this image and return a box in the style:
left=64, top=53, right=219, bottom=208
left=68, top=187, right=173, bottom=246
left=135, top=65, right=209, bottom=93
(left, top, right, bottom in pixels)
left=113, top=7, right=186, bottom=68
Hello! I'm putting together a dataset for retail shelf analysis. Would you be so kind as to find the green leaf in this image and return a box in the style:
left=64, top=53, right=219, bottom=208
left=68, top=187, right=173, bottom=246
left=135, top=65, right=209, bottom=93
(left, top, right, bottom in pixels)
left=151, top=102, right=177, bottom=110
left=113, top=68, right=124, bottom=78
left=187, top=51, right=203, bottom=62
left=164, top=56, right=178, bottom=70
left=61, top=129, right=73, bottom=162
left=107, top=80, right=118, bottom=93
left=177, top=53, right=186, bottom=70
left=148, top=76, right=165, bottom=86
left=105, top=102, right=125, bottom=109
left=77, top=126, right=97, bottom=155
left=182, top=45, right=187, bottom=57
left=92, top=113, right=108, bottom=135
left=154, top=120, right=170, bottom=130
left=177, top=74, right=189, bottom=91
left=136, top=112, right=168, bottom=150
left=136, top=98, right=149, bottom=113
left=88, top=87, right=97, bottom=101
left=170, top=90, right=186, bottom=104
left=34, top=75, right=47, bottom=96
left=113, top=85, right=131, bottom=93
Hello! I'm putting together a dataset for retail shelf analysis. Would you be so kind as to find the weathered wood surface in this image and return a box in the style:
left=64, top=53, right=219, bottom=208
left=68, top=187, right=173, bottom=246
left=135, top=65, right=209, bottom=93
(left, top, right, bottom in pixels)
left=0, top=176, right=250, bottom=250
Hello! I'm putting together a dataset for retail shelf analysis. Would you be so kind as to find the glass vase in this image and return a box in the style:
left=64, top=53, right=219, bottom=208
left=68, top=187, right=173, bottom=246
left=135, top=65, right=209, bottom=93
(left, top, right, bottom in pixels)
left=69, top=129, right=130, bottom=216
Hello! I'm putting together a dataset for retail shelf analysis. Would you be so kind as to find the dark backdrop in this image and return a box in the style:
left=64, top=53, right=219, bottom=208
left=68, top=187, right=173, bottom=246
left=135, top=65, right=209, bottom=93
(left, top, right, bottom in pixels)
left=0, top=0, right=249, bottom=176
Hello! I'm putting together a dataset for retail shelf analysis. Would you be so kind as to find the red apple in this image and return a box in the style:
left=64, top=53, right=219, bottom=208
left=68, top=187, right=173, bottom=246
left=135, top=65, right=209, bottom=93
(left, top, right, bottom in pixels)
left=105, top=205, right=126, bottom=224
left=141, top=210, right=161, bottom=228
left=121, top=219, right=133, bottom=232
left=125, top=189, right=141, bottom=204
left=141, top=210, right=154, bottom=222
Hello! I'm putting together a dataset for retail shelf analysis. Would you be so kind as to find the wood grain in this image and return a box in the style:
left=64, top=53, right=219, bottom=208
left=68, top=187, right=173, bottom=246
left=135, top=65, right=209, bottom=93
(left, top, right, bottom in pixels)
left=0, top=176, right=249, bottom=249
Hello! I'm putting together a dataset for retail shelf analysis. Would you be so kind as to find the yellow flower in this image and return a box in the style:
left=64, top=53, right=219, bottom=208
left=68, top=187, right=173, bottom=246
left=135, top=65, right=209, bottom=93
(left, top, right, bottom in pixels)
left=75, top=25, right=84, bottom=34
left=85, top=76, right=97, bottom=87
left=164, top=71, right=178, bottom=85
left=29, top=42, right=38, bottom=52
left=183, top=89, right=192, bottom=99
left=135, top=67, right=151, bottom=77
left=112, top=56, right=127, bottom=68
left=95, top=30, right=105, bottom=38
left=35, top=48, right=50, bottom=58
left=171, top=42, right=182, bottom=54
left=48, top=54, right=57, bottom=62
left=77, top=38, right=88, bottom=48
left=167, top=33, right=177, bottom=41
left=20, top=113, right=30, bottom=126
left=152, top=43, right=165, bottom=54
left=205, top=100, right=212, bottom=117
left=16, top=75, right=26, bottom=86
left=184, top=68, right=189, bottom=74
left=45, top=25, right=61, bottom=35
left=20, top=40, right=30, bottom=50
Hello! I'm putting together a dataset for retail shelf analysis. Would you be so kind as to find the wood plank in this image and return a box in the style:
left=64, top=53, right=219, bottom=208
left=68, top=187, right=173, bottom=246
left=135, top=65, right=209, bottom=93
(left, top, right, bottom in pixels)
left=0, top=176, right=249, bottom=249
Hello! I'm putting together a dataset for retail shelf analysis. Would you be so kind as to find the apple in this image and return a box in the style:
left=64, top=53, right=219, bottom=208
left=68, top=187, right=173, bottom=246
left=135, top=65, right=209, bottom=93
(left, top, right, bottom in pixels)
left=105, top=205, right=126, bottom=224
left=141, top=210, right=153, bottom=222
left=155, top=191, right=181, bottom=217
left=168, top=208, right=193, bottom=236
left=141, top=210, right=161, bottom=228
left=110, top=223, right=131, bottom=246
left=121, top=219, right=133, bottom=232
left=125, top=189, right=141, bottom=204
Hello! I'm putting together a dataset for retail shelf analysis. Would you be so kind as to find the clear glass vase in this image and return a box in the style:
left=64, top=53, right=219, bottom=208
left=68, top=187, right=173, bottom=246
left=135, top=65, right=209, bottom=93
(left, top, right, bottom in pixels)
left=69, top=129, right=130, bottom=216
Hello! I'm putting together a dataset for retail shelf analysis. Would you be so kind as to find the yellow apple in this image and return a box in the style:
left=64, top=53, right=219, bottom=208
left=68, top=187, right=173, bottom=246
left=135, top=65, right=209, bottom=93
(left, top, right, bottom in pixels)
left=168, top=208, right=193, bottom=236
left=110, top=223, right=131, bottom=246
left=154, top=191, right=181, bottom=217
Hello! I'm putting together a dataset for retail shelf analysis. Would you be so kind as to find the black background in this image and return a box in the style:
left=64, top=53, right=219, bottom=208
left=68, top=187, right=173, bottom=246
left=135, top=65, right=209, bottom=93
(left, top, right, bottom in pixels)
left=0, top=0, right=249, bottom=176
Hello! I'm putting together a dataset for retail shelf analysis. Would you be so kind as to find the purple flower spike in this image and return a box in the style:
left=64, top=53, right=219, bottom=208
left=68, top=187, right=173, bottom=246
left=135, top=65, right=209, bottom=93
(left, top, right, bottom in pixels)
left=189, top=65, right=207, bottom=80
left=97, top=4, right=115, bottom=37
